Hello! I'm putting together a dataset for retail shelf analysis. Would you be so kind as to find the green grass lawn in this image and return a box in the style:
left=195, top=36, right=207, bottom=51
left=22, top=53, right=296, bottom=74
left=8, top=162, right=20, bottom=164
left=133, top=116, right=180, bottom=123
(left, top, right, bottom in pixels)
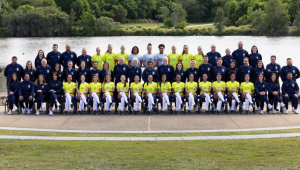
left=0, top=128, right=300, bottom=137
left=0, top=138, right=300, bottom=169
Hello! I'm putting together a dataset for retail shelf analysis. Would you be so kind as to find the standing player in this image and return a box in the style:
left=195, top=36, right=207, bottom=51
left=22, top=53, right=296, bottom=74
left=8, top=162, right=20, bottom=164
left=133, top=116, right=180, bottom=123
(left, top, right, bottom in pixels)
left=46, top=44, right=61, bottom=69
left=178, top=45, right=193, bottom=71
left=116, top=45, right=129, bottom=65
left=168, top=45, right=180, bottom=69
left=91, top=47, right=104, bottom=71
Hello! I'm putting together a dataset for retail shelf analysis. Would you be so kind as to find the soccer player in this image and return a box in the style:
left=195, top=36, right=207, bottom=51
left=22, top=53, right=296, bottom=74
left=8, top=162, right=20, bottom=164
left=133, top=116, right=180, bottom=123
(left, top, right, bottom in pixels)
left=4, top=56, right=24, bottom=83
left=104, top=44, right=117, bottom=71
left=63, top=60, right=76, bottom=82
left=168, top=45, right=180, bottom=69
left=7, top=73, right=19, bottom=115
left=185, top=60, right=199, bottom=82
left=77, top=74, right=90, bottom=115
left=89, top=74, right=102, bottom=115
left=18, top=74, right=34, bottom=114
left=117, top=75, right=130, bottom=115
left=282, top=72, right=299, bottom=114
left=194, top=46, right=204, bottom=69
left=36, top=59, right=52, bottom=83
left=254, top=73, right=273, bottom=114
left=158, top=74, right=172, bottom=114
left=266, top=55, right=281, bottom=82
left=77, top=61, right=90, bottom=83
left=130, top=75, right=143, bottom=115
left=253, top=60, right=267, bottom=83
left=158, top=57, right=174, bottom=83
left=206, top=44, right=221, bottom=67
left=142, top=61, right=159, bottom=83
left=143, top=43, right=157, bottom=68
left=240, top=74, right=255, bottom=114
left=232, top=41, right=249, bottom=68
left=199, top=74, right=212, bottom=114
left=198, top=55, right=213, bottom=82
left=281, top=58, right=300, bottom=82
left=172, top=62, right=186, bottom=83
left=185, top=74, right=198, bottom=114
left=178, top=45, right=193, bottom=71
left=212, top=57, right=226, bottom=82
left=100, top=62, right=114, bottom=83
left=116, top=45, right=129, bottom=65
left=144, top=75, right=158, bottom=115
left=212, top=73, right=227, bottom=115
left=172, top=74, right=185, bottom=114
left=268, top=73, right=285, bottom=114
left=128, top=46, right=143, bottom=67
left=222, top=48, right=234, bottom=69
left=226, top=72, right=242, bottom=114
left=225, top=60, right=239, bottom=82
left=34, top=50, right=45, bottom=68
left=34, top=75, right=48, bottom=116
left=46, top=44, right=61, bottom=69
left=249, top=45, right=262, bottom=68
left=61, top=44, right=77, bottom=69
left=23, top=61, right=36, bottom=82
left=53, top=64, right=63, bottom=83
left=89, top=61, right=101, bottom=83
left=91, top=47, right=104, bottom=71
left=77, top=48, right=92, bottom=69
left=62, top=74, right=76, bottom=115
left=49, top=72, right=62, bottom=115
left=156, top=44, right=168, bottom=66
left=102, top=74, right=115, bottom=115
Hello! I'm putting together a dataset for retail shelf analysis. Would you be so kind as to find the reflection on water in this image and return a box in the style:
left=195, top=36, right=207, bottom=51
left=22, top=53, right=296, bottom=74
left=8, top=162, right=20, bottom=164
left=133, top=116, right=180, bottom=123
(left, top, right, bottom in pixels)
left=0, top=36, right=299, bottom=93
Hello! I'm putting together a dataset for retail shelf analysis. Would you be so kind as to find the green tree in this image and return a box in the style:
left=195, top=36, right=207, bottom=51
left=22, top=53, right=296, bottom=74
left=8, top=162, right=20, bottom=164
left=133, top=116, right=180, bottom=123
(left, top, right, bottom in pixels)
left=120, top=0, right=138, bottom=19
left=293, top=10, right=300, bottom=27
left=288, top=0, right=300, bottom=23
left=228, top=0, right=238, bottom=24
left=112, top=4, right=127, bottom=23
left=71, top=0, right=90, bottom=20
left=164, top=18, right=173, bottom=28
left=17, top=4, right=34, bottom=11
left=214, top=7, right=225, bottom=34
left=136, top=0, right=156, bottom=19
left=75, top=11, right=95, bottom=35
left=95, top=16, right=121, bottom=35
left=178, top=0, right=206, bottom=21
left=158, top=3, right=187, bottom=28
left=54, top=0, right=76, bottom=14
left=264, top=0, right=290, bottom=35
left=248, top=8, right=265, bottom=31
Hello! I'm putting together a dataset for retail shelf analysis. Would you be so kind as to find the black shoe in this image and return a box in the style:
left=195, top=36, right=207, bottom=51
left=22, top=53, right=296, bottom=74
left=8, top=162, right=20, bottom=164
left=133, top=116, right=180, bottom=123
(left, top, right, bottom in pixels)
left=70, top=104, right=74, bottom=109
left=128, top=103, right=131, bottom=108
left=206, top=111, right=209, bottom=115
left=251, top=103, right=255, bottom=108
left=119, top=111, right=124, bottom=116
left=105, top=111, right=109, bottom=115
left=211, top=103, right=215, bottom=108
left=181, top=103, right=185, bottom=108
left=216, top=111, right=220, bottom=115
left=245, top=110, right=249, bottom=115
left=147, top=111, right=151, bottom=115
left=162, top=111, right=165, bottom=115
left=78, top=111, right=82, bottom=115
left=152, top=105, right=157, bottom=111
left=168, top=105, right=172, bottom=110
left=133, top=111, right=137, bottom=115
left=64, top=111, right=69, bottom=115
left=231, top=110, right=234, bottom=115
left=93, top=111, right=97, bottom=115
left=223, top=101, right=228, bottom=105
left=174, top=111, right=178, bottom=115
left=188, top=110, right=191, bottom=115
left=238, top=102, right=243, bottom=107
left=98, top=103, right=103, bottom=108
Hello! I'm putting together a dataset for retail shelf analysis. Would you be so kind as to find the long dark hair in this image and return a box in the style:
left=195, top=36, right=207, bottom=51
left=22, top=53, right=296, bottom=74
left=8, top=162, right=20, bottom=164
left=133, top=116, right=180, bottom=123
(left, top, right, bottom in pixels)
left=159, top=74, right=167, bottom=88
left=256, top=60, right=265, bottom=69
left=52, top=72, right=61, bottom=85
left=8, top=73, right=19, bottom=89
left=103, top=74, right=111, bottom=84
left=256, top=73, right=265, bottom=82
left=54, top=63, right=61, bottom=75
left=270, top=73, right=279, bottom=87
left=78, top=74, right=86, bottom=90
left=120, top=75, right=127, bottom=89
left=36, top=50, right=45, bottom=58
left=182, top=45, right=188, bottom=55
left=25, top=61, right=33, bottom=71
left=230, top=60, right=237, bottom=73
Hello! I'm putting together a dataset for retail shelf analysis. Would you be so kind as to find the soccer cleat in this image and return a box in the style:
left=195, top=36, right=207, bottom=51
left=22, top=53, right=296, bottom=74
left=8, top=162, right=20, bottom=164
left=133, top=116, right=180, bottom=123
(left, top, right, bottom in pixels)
left=245, top=110, right=249, bottom=115
left=256, top=107, right=260, bottom=112
left=133, top=111, right=137, bottom=115
left=181, top=108, right=184, bottom=112
left=41, top=103, right=46, bottom=110
left=205, top=111, right=209, bottom=115
left=147, top=111, right=151, bottom=115
left=54, top=108, right=58, bottom=113
left=70, top=104, right=74, bottom=109
left=268, top=104, right=273, bottom=110
left=13, top=105, right=18, bottom=111
left=83, top=107, right=87, bottom=112
left=273, top=110, right=276, bottom=114
left=188, top=110, right=191, bottom=115
left=78, top=111, right=82, bottom=115
left=231, top=110, right=234, bottom=115
left=8, top=110, right=12, bottom=115
left=198, top=107, right=202, bottom=112
left=35, top=111, right=40, bottom=116
left=293, top=108, right=299, bottom=114
left=221, top=107, right=225, bottom=112
left=174, top=111, right=179, bottom=115
left=49, top=111, right=53, bottom=116
left=168, top=105, right=172, bottom=111
left=64, top=111, right=69, bottom=115
left=105, top=111, right=109, bottom=115
left=22, top=108, right=26, bottom=114
left=93, top=111, right=98, bottom=115
left=260, top=110, right=264, bottom=115
left=162, top=111, right=165, bottom=115
left=119, top=111, right=124, bottom=116
left=216, top=111, right=220, bottom=115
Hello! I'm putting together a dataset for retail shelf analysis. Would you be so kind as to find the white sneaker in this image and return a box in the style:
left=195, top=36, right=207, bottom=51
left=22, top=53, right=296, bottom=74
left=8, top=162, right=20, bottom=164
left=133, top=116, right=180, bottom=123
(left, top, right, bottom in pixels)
left=22, top=108, right=26, bottom=114
left=35, top=111, right=40, bottom=115
left=285, top=110, right=289, bottom=114
left=49, top=110, right=53, bottom=116
left=260, top=110, right=264, bottom=114
left=268, top=104, right=273, bottom=110
left=8, top=110, right=12, bottom=115
left=273, top=110, right=276, bottom=114
left=41, top=103, right=46, bottom=110
left=293, top=108, right=299, bottom=114
left=13, top=105, right=18, bottom=111
left=27, top=109, right=31, bottom=114
left=56, top=102, right=60, bottom=107
left=280, top=102, right=285, bottom=108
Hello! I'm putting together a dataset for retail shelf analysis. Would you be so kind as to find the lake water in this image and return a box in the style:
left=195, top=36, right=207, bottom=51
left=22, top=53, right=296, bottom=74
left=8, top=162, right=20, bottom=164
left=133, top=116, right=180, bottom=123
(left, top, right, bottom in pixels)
left=0, top=36, right=299, bottom=93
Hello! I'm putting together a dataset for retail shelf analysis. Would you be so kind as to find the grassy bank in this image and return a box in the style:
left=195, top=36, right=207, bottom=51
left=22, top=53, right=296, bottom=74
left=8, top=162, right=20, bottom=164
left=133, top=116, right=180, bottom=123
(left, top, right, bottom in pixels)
left=0, top=138, right=300, bottom=169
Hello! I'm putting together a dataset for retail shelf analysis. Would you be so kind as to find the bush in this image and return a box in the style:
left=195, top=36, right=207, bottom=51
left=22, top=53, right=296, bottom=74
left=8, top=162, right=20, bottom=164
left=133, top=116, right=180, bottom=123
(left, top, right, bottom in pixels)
left=164, top=18, right=173, bottom=28
left=176, top=21, right=189, bottom=29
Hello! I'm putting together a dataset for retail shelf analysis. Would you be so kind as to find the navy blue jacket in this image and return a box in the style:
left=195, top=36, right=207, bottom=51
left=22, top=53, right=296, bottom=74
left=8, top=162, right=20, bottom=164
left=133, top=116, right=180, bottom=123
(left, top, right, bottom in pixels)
left=63, top=68, right=77, bottom=82
left=252, top=68, right=267, bottom=82
left=172, top=70, right=186, bottom=83
left=90, top=69, right=102, bottom=83
left=206, top=51, right=221, bottom=67
left=185, top=68, right=199, bottom=82
left=36, top=66, right=52, bottom=83
left=238, top=65, right=253, bottom=82
left=266, top=63, right=281, bottom=82
left=249, top=53, right=262, bottom=68
left=212, top=65, right=227, bottom=82
left=61, top=51, right=77, bottom=69
left=225, top=68, right=239, bottom=82
left=282, top=80, right=299, bottom=95
left=19, top=81, right=34, bottom=96
left=254, top=81, right=268, bottom=94
left=77, top=68, right=90, bottom=83
left=35, top=83, right=48, bottom=95
left=199, top=63, right=213, bottom=82
left=34, top=57, right=45, bottom=69
left=4, top=63, right=24, bottom=83
left=129, top=66, right=142, bottom=83
left=46, top=51, right=61, bottom=69
left=268, top=81, right=280, bottom=94
left=48, top=80, right=63, bottom=95
left=142, top=68, right=160, bottom=83
left=100, top=69, right=114, bottom=83
left=158, top=64, right=174, bottom=83
left=232, top=49, right=249, bottom=68
left=23, top=69, right=36, bottom=82
left=114, top=64, right=129, bottom=83
left=7, top=81, right=19, bottom=95
left=222, top=55, right=234, bottom=68
left=51, top=71, right=64, bottom=83
left=77, top=55, right=92, bottom=69
left=280, top=65, right=300, bottom=82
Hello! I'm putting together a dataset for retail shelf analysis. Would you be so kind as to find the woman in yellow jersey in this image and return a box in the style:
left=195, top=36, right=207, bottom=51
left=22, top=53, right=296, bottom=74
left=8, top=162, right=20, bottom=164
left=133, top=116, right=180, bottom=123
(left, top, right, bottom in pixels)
left=185, top=74, right=198, bottom=114
left=178, top=45, right=194, bottom=71
left=158, top=74, right=172, bottom=114
left=102, top=74, right=115, bottom=115
left=194, top=46, right=204, bottom=68
left=63, top=74, right=76, bottom=115
left=168, top=45, right=180, bottom=69
left=239, top=74, right=255, bottom=114
left=89, top=74, right=102, bottom=115
left=104, top=44, right=117, bottom=71
left=172, top=74, right=185, bottom=114
left=116, top=45, right=129, bottom=65
left=212, top=73, right=227, bottom=115
left=91, top=47, right=104, bottom=70
left=130, top=75, right=143, bottom=115
left=199, top=74, right=213, bottom=114
left=226, top=72, right=242, bottom=114
left=144, top=74, right=157, bottom=115
left=117, top=75, right=130, bottom=115
left=76, top=74, right=90, bottom=115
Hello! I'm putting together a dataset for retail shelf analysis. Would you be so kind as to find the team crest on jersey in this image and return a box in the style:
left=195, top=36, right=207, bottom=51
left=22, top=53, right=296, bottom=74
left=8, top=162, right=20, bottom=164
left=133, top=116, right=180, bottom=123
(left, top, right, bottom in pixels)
left=152, top=72, right=155, bottom=75
left=293, top=70, right=295, bottom=73
left=181, top=73, right=183, bottom=75
left=30, top=72, right=32, bottom=75
left=47, top=70, right=49, bottom=73
left=256, top=57, right=258, bottom=59
left=168, top=68, right=170, bottom=72
left=243, top=53, right=245, bottom=57
left=275, top=66, right=278, bottom=70
left=16, top=68, right=19, bottom=71
left=42, top=85, right=44, bottom=88
left=71, top=55, right=73, bottom=58
left=262, top=71, right=264, bottom=74
left=28, top=85, right=30, bottom=88
left=84, top=72, right=86, bottom=75
left=195, top=71, right=197, bottom=74
left=215, top=56, right=217, bottom=60
left=208, top=68, right=210, bottom=71
left=222, top=69, right=224, bottom=72
left=71, top=72, right=73, bottom=75
left=292, top=84, right=295, bottom=87
left=248, top=70, right=250, bottom=73
left=123, top=67, right=126, bottom=71
left=87, top=59, right=89, bottom=62
left=58, top=56, right=60, bottom=59
left=263, top=85, right=265, bottom=88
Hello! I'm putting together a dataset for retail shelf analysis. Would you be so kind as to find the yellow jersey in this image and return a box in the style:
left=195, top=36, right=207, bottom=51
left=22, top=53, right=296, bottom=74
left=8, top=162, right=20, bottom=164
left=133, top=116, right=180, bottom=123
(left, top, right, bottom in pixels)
left=92, top=54, right=105, bottom=70
left=117, top=82, right=129, bottom=95
left=168, top=53, right=180, bottom=69
left=185, top=81, right=198, bottom=95
left=144, top=82, right=157, bottom=93
left=172, top=82, right=185, bottom=96
left=102, top=82, right=115, bottom=95
left=89, top=82, right=102, bottom=94
left=240, top=82, right=255, bottom=93
left=226, top=81, right=240, bottom=95
left=194, top=53, right=204, bottom=68
left=130, top=82, right=143, bottom=95
left=63, top=82, right=76, bottom=96
left=116, top=53, right=129, bottom=65
left=104, top=52, right=117, bottom=71
left=179, top=53, right=194, bottom=71
left=158, top=82, right=171, bottom=95
left=212, top=81, right=226, bottom=94
left=199, top=81, right=211, bottom=94
left=77, top=82, right=90, bottom=94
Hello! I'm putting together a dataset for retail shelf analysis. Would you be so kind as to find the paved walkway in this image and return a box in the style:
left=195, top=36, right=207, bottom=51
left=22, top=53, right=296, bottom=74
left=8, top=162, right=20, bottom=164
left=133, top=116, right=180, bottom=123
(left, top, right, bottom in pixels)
left=1, top=105, right=299, bottom=132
